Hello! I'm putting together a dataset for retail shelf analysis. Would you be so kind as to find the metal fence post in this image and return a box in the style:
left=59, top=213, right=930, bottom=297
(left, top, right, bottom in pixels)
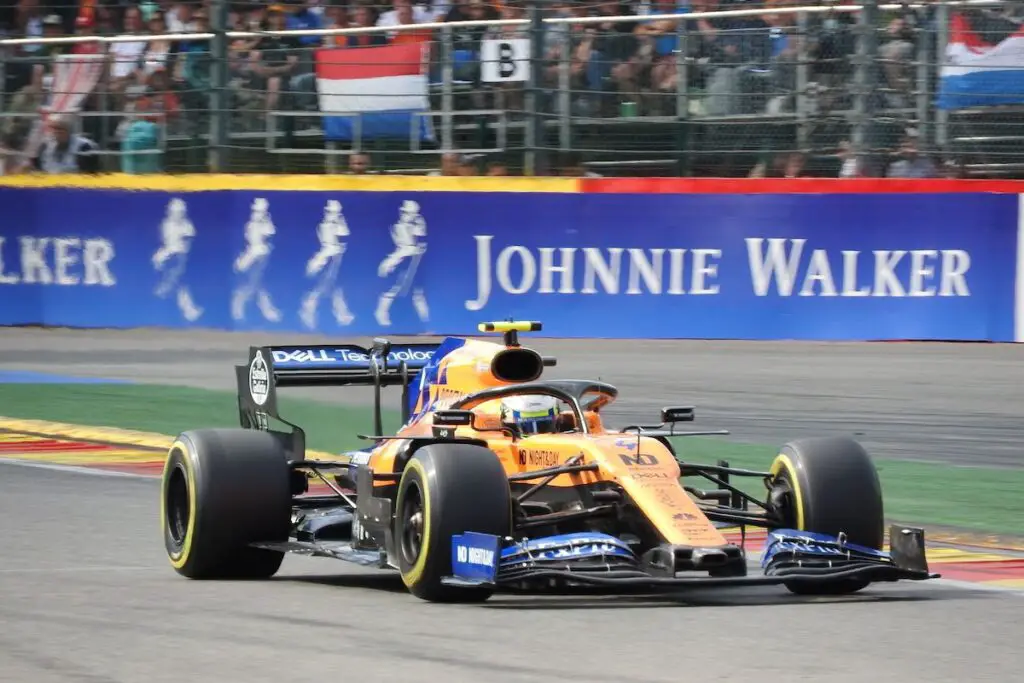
left=525, top=0, right=545, bottom=176
left=208, top=0, right=229, bottom=172
left=674, top=17, right=690, bottom=176
left=852, top=0, right=879, bottom=175
left=558, top=25, right=570, bottom=151
left=0, top=46, right=6, bottom=118
left=441, top=25, right=454, bottom=152
left=934, top=0, right=950, bottom=152
left=915, top=5, right=931, bottom=146
left=795, top=10, right=809, bottom=151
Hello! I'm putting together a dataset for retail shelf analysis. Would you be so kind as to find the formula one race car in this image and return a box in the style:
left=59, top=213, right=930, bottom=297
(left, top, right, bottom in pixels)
left=159, top=321, right=937, bottom=602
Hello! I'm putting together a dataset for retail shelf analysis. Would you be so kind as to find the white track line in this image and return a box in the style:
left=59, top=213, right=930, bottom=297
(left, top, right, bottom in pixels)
left=0, top=457, right=159, bottom=479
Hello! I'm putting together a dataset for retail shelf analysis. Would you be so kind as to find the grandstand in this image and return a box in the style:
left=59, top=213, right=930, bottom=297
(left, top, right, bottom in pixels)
left=1, top=0, right=1022, bottom=178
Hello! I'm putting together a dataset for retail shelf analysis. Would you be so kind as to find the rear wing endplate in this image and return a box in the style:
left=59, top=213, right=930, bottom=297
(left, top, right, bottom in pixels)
left=235, top=340, right=439, bottom=459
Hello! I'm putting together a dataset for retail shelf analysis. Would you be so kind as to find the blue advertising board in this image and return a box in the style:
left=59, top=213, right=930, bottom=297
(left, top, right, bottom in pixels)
left=0, top=185, right=1020, bottom=341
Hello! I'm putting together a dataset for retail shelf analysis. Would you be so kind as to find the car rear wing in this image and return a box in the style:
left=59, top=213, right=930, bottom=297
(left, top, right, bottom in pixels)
left=235, top=339, right=439, bottom=458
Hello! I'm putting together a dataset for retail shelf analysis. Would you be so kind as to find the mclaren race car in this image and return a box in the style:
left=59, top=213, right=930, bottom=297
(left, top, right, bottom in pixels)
left=159, top=321, right=937, bottom=602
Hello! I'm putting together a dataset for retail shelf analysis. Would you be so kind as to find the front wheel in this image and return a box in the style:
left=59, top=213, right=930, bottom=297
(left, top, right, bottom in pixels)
left=394, top=443, right=512, bottom=603
left=161, top=428, right=292, bottom=579
left=766, top=437, right=884, bottom=596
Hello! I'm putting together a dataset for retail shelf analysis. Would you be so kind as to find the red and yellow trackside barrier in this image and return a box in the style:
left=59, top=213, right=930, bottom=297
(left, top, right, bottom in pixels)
left=2, top=173, right=1024, bottom=195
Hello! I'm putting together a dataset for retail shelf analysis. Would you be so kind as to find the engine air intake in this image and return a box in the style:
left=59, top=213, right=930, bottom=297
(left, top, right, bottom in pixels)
left=491, top=348, right=544, bottom=383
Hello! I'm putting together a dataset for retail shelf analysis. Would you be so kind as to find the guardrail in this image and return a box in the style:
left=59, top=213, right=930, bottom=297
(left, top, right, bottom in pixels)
left=0, top=175, right=1021, bottom=342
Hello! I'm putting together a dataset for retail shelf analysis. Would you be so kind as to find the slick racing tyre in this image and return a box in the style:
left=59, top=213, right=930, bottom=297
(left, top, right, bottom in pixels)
left=767, top=437, right=884, bottom=596
left=394, top=443, right=512, bottom=603
left=161, top=429, right=291, bottom=579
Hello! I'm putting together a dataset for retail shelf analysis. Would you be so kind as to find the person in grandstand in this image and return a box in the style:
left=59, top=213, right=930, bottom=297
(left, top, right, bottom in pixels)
left=0, top=133, right=24, bottom=176
left=285, top=0, right=324, bottom=46
left=887, top=133, right=937, bottom=179
left=340, top=3, right=387, bottom=48
left=555, top=151, right=601, bottom=177
left=240, top=5, right=302, bottom=120
left=485, top=158, right=509, bottom=176
left=428, top=152, right=465, bottom=176
left=107, top=6, right=147, bottom=109
left=348, top=152, right=373, bottom=174
left=32, top=115, right=99, bottom=174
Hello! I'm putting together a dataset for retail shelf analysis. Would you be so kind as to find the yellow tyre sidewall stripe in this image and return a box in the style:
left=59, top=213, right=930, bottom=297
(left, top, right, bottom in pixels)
left=160, top=438, right=198, bottom=570
left=399, top=457, right=432, bottom=589
left=768, top=453, right=806, bottom=531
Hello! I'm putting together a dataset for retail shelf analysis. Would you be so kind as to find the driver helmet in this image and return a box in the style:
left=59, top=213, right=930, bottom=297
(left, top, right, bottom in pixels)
left=500, top=395, right=559, bottom=435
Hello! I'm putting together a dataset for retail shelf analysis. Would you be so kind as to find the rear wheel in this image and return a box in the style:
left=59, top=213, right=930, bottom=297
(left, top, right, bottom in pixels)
left=766, top=437, right=884, bottom=595
left=394, top=443, right=512, bottom=602
left=161, top=428, right=292, bottom=579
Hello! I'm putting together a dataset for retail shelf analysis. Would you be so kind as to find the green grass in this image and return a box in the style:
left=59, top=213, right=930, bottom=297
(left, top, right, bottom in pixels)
left=671, top=438, right=1024, bottom=536
left=0, top=382, right=402, bottom=453
left=2, top=383, right=1023, bottom=537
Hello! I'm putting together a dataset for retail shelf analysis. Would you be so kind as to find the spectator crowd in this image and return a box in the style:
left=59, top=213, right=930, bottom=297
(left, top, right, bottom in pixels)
left=1, top=0, right=1019, bottom=176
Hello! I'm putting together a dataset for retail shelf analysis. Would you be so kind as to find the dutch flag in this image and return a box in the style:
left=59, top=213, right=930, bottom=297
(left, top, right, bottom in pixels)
left=315, top=42, right=435, bottom=143
left=937, top=12, right=1024, bottom=110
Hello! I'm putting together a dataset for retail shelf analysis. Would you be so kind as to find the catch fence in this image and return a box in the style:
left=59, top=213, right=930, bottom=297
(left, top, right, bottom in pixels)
left=0, top=0, right=1020, bottom=177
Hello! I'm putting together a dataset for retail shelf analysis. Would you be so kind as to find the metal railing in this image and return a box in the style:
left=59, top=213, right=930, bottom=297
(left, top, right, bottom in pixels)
left=1, top=0, right=1020, bottom=177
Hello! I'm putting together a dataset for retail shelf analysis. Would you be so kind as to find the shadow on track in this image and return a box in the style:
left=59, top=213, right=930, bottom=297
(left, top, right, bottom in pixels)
left=476, top=578, right=963, bottom=609
left=481, top=589, right=943, bottom=610
left=270, top=570, right=980, bottom=610
left=273, top=571, right=409, bottom=594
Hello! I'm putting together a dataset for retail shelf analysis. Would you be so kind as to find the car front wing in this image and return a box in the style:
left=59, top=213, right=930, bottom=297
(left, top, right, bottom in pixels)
left=441, top=526, right=939, bottom=590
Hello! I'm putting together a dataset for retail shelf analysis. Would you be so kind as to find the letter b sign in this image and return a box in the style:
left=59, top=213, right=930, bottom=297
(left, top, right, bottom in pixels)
left=498, top=42, right=515, bottom=78
left=482, top=38, right=530, bottom=83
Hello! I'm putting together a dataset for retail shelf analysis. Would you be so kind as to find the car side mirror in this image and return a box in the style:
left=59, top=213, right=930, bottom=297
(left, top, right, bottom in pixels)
left=432, top=410, right=476, bottom=440
left=661, top=406, right=695, bottom=423
left=433, top=410, right=475, bottom=427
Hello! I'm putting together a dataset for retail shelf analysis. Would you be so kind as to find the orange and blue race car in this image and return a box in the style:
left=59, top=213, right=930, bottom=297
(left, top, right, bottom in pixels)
left=159, top=321, right=938, bottom=602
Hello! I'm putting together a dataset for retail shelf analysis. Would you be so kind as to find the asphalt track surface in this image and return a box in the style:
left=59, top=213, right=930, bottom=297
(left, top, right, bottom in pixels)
left=1, top=463, right=1022, bottom=683
left=2, top=328, right=1024, bottom=682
